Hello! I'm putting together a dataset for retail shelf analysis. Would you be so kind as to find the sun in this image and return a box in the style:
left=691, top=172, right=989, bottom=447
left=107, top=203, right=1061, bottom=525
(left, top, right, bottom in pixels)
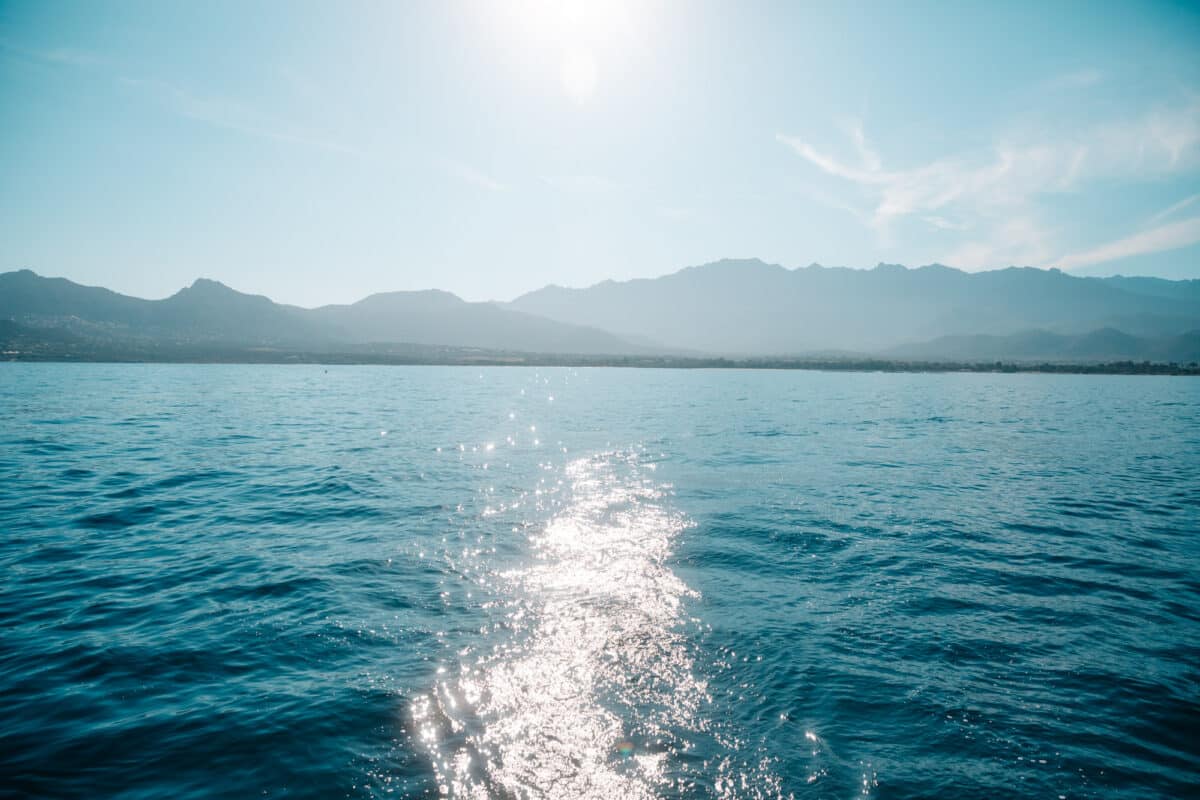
left=560, top=47, right=598, bottom=104
left=493, top=0, right=644, bottom=105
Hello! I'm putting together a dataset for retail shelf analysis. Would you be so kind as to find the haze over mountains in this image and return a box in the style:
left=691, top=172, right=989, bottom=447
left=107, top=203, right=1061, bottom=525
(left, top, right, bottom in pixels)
left=0, top=269, right=641, bottom=357
left=2, top=260, right=1199, bottom=364
left=510, top=260, right=1200, bottom=355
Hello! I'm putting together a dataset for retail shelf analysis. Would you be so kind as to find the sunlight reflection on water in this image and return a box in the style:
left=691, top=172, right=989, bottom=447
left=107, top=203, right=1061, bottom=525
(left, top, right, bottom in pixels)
left=413, top=451, right=790, bottom=798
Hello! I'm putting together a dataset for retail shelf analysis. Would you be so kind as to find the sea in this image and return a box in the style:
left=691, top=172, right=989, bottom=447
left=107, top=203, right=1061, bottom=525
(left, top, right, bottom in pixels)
left=1, top=364, right=1197, bottom=799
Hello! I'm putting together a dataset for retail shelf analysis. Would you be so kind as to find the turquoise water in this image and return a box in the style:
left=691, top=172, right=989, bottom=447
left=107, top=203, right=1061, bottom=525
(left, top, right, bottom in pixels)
left=1, top=365, right=1197, bottom=799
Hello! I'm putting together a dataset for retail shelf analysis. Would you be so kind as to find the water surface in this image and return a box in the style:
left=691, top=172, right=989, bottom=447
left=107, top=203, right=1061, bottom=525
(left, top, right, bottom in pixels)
left=1, top=365, right=1197, bottom=798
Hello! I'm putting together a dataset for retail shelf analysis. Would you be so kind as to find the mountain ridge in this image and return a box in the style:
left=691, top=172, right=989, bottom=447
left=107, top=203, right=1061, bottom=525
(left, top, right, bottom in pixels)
left=508, top=258, right=1200, bottom=354
left=0, top=270, right=650, bottom=356
left=3, top=262, right=1199, bottom=363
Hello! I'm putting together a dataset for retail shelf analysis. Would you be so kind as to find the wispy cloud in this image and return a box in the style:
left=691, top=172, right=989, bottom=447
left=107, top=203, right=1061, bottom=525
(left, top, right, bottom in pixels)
left=1057, top=216, right=1200, bottom=270
left=779, top=96, right=1200, bottom=268
left=5, top=39, right=368, bottom=160
left=1147, top=192, right=1200, bottom=226
left=923, top=215, right=970, bottom=232
left=444, top=159, right=505, bottom=191
left=776, top=133, right=882, bottom=185
left=943, top=217, right=1058, bottom=270
left=123, top=77, right=365, bottom=157
left=1044, top=68, right=1104, bottom=91
left=37, top=46, right=106, bottom=67
left=541, top=174, right=621, bottom=193
left=780, top=102, right=1200, bottom=227
left=801, top=186, right=868, bottom=223
left=0, top=39, right=107, bottom=68
left=657, top=205, right=695, bottom=221
left=840, top=117, right=881, bottom=172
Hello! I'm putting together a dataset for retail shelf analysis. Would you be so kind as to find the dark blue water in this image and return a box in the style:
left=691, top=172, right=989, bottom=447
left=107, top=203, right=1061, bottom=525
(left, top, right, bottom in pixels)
left=1, top=365, right=1197, bottom=799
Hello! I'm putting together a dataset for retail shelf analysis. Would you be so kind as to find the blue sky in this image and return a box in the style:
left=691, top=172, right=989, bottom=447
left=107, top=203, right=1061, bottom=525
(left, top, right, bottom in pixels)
left=1, top=0, right=1198, bottom=305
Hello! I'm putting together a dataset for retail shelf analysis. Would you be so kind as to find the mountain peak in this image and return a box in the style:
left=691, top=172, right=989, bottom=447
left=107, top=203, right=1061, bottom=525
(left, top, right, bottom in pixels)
left=681, top=258, right=786, bottom=276
left=0, top=268, right=46, bottom=286
left=188, top=277, right=234, bottom=291
left=353, top=288, right=464, bottom=311
left=167, top=278, right=275, bottom=308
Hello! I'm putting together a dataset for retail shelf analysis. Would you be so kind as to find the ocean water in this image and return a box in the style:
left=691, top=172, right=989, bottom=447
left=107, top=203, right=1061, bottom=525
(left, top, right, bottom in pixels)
left=1, top=365, right=1198, bottom=800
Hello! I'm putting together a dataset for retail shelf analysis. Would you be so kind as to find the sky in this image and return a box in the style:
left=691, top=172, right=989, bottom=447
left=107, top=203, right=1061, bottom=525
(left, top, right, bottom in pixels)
left=1, top=0, right=1199, bottom=306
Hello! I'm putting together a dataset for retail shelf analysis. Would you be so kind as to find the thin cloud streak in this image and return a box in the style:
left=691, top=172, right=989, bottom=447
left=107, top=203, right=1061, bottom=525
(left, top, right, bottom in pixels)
left=801, top=186, right=868, bottom=223
left=541, top=174, right=621, bottom=193
left=1058, top=216, right=1200, bottom=270
left=1148, top=192, right=1200, bottom=226
left=923, top=215, right=970, bottom=232
left=123, top=78, right=366, bottom=157
left=444, top=159, right=505, bottom=192
left=0, top=39, right=107, bottom=68
left=840, top=118, right=881, bottom=172
left=1044, top=68, right=1104, bottom=91
left=657, top=205, right=695, bottom=221
left=1, top=43, right=364, bottom=158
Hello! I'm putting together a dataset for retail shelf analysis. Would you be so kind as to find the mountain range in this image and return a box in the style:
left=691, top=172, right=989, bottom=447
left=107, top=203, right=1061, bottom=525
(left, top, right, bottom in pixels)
left=3, top=261, right=1199, bottom=364
left=509, top=260, right=1200, bottom=354
left=0, top=269, right=640, bottom=356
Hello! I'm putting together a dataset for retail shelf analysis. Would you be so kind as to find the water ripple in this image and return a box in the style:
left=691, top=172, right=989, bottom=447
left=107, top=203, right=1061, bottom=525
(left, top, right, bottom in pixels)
left=0, top=364, right=1196, bottom=799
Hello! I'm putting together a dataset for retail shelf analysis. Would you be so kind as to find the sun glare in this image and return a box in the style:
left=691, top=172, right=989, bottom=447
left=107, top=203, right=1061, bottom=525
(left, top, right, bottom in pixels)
left=560, top=47, right=598, bottom=104
left=497, top=0, right=645, bottom=104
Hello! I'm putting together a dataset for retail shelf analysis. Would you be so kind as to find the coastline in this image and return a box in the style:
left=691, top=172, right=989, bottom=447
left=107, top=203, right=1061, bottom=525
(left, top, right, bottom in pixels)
left=5, top=350, right=1198, bottom=375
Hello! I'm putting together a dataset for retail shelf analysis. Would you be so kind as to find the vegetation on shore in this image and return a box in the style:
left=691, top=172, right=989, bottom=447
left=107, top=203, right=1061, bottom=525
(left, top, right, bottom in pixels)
left=4, top=336, right=1197, bottom=375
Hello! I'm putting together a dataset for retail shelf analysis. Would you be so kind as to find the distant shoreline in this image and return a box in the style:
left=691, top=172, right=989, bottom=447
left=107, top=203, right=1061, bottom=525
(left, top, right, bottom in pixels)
left=5, top=353, right=1198, bottom=375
